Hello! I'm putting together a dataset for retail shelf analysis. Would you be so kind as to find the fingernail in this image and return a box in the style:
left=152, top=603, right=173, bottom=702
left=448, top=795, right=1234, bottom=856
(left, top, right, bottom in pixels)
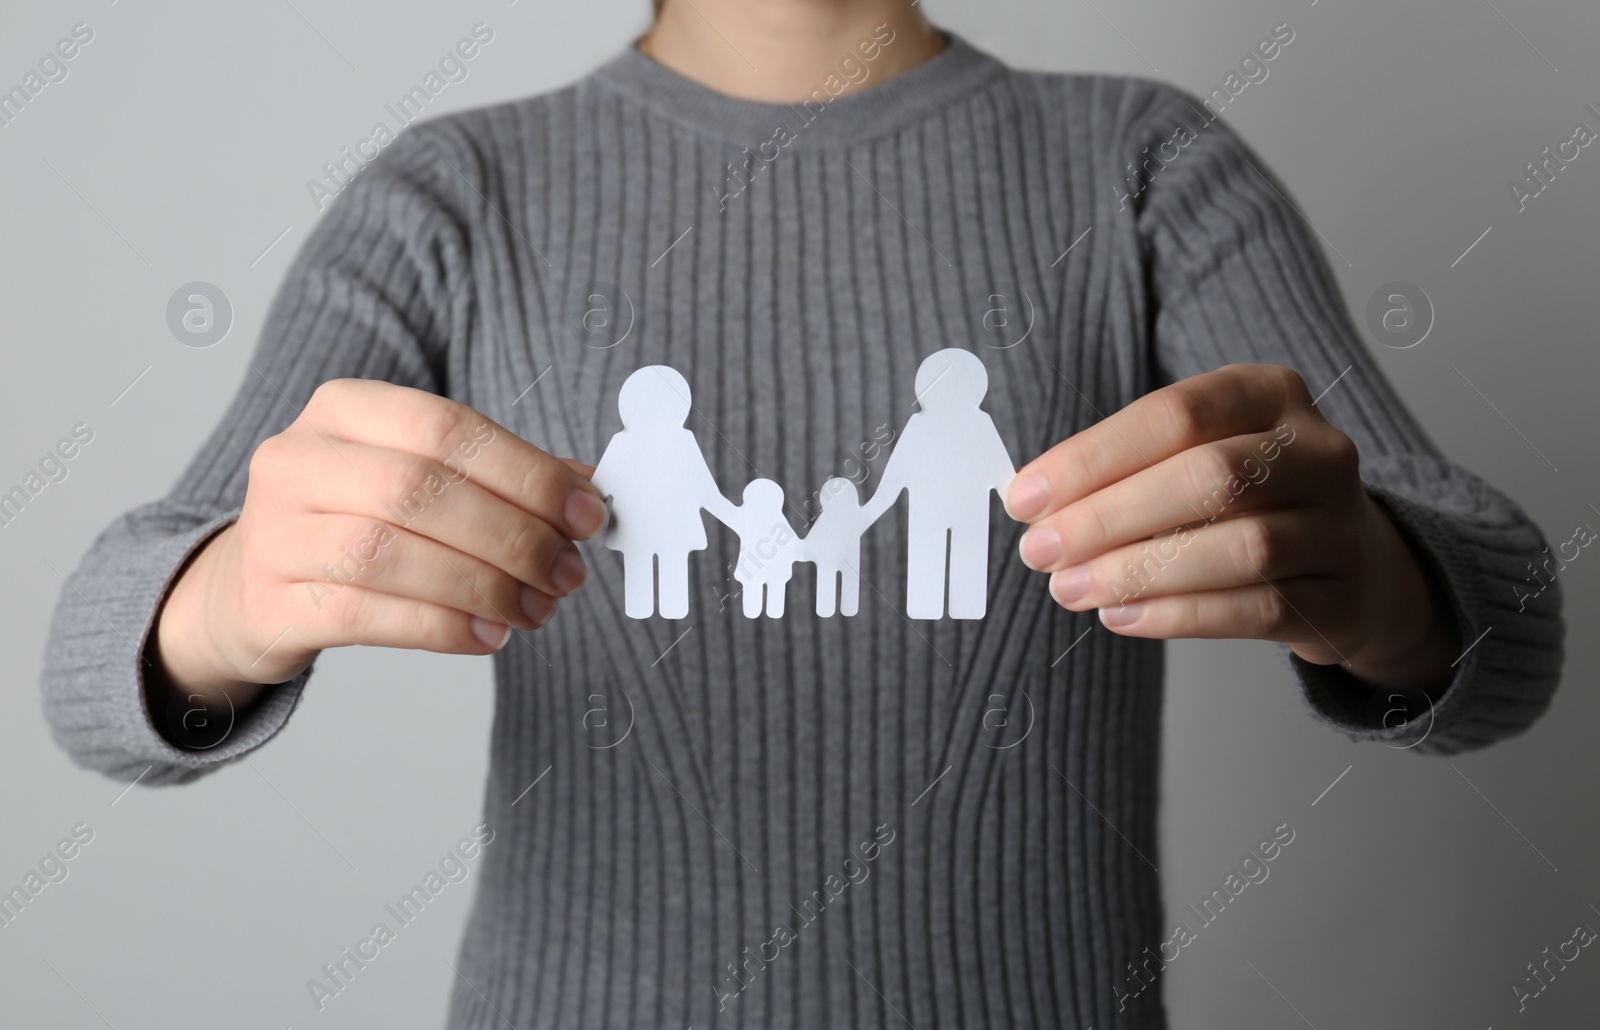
left=472, top=617, right=512, bottom=650
left=565, top=489, right=607, bottom=538
left=1005, top=474, right=1050, bottom=521
left=1100, top=602, right=1143, bottom=629
left=1049, top=564, right=1092, bottom=605
left=520, top=585, right=557, bottom=625
left=1020, top=526, right=1063, bottom=571
left=550, top=549, right=588, bottom=593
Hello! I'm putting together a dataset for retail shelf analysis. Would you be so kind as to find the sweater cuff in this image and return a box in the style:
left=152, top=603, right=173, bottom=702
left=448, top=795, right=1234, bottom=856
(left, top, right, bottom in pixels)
left=43, top=511, right=310, bottom=783
left=1289, top=461, right=1564, bottom=755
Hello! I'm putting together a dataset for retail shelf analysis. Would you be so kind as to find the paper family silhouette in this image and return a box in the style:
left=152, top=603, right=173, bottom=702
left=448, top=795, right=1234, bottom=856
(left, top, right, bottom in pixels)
left=590, top=349, right=1015, bottom=621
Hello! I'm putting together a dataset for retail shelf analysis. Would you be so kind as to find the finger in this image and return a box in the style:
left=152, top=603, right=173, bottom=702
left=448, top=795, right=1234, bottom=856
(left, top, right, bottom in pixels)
left=1006, top=364, right=1310, bottom=521
left=292, top=582, right=518, bottom=656
left=1046, top=510, right=1339, bottom=610
left=561, top=458, right=596, bottom=479
left=1095, top=577, right=1351, bottom=653
left=276, top=514, right=559, bottom=630
left=262, top=433, right=589, bottom=597
left=1017, top=430, right=1301, bottom=572
left=303, top=379, right=608, bottom=540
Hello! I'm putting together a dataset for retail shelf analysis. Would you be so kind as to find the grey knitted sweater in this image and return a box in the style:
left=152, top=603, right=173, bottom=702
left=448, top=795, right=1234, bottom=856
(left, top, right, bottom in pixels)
left=41, top=34, right=1563, bottom=1030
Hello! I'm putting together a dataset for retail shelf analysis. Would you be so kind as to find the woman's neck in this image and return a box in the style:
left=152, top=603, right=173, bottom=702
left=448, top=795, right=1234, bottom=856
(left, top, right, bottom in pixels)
left=641, top=0, right=944, bottom=103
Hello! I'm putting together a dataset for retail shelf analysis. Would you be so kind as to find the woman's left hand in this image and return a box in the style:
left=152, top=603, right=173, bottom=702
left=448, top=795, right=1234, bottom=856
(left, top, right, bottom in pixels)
left=1003, top=363, right=1458, bottom=693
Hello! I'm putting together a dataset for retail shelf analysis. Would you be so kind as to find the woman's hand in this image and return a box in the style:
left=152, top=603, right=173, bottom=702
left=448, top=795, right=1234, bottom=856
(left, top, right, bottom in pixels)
left=152, top=379, right=608, bottom=707
left=1004, top=364, right=1459, bottom=694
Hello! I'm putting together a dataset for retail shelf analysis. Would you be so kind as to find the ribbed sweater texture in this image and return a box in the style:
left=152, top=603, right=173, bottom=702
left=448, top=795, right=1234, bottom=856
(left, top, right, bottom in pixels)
left=41, top=35, right=1563, bottom=1030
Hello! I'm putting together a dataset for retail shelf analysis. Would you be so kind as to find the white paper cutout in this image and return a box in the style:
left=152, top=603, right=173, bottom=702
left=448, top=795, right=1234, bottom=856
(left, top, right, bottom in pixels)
left=591, top=349, right=1016, bottom=621
left=859, top=348, right=1018, bottom=618
left=590, top=366, right=739, bottom=619
left=726, top=479, right=803, bottom=618
left=809, top=477, right=869, bottom=617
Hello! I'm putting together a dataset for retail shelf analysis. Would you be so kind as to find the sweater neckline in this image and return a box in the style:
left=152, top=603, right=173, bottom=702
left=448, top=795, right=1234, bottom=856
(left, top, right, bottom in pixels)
left=587, top=32, right=1005, bottom=146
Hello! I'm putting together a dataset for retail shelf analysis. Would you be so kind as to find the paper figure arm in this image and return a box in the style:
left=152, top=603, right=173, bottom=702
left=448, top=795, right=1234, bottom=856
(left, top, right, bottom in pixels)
left=983, top=416, right=1018, bottom=495
left=858, top=433, right=912, bottom=526
left=696, top=464, right=743, bottom=528
left=587, top=444, right=624, bottom=541
left=589, top=447, right=618, bottom=503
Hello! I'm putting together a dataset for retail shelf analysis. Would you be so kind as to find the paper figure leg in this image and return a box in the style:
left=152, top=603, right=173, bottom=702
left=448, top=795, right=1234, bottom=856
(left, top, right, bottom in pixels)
left=839, top=566, right=860, bottom=617
left=815, top=567, right=839, bottom=618
left=624, top=554, right=655, bottom=619
left=742, top=581, right=762, bottom=619
left=657, top=553, right=691, bottom=620
left=905, top=526, right=949, bottom=620
left=766, top=580, right=786, bottom=618
left=947, top=529, right=989, bottom=619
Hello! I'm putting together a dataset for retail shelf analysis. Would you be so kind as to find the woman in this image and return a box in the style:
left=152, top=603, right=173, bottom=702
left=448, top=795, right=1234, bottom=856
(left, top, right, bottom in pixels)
left=42, top=1, right=1563, bottom=1027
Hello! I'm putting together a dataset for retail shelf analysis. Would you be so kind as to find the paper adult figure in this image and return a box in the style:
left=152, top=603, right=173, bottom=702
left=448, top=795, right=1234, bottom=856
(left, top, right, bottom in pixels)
left=592, top=366, right=739, bottom=619
left=859, top=349, right=1016, bottom=619
left=726, top=479, right=803, bottom=618
left=807, top=477, right=874, bottom=617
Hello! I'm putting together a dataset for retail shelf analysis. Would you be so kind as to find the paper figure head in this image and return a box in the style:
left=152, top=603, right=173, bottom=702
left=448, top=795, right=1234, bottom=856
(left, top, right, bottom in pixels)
left=742, top=478, right=785, bottom=507
left=818, top=476, right=858, bottom=509
left=618, top=365, right=692, bottom=429
left=914, top=348, right=988, bottom=410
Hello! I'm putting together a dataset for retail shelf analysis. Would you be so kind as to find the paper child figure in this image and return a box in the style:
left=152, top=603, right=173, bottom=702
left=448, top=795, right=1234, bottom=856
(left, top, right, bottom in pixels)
left=592, top=366, right=738, bottom=619
left=860, top=349, right=1015, bottom=619
left=726, top=479, right=803, bottom=618
left=807, top=477, right=876, bottom=617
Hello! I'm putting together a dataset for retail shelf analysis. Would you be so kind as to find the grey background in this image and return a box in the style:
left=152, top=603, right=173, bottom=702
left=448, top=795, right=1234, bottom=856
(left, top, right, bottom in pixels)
left=2, top=0, right=1595, bottom=1026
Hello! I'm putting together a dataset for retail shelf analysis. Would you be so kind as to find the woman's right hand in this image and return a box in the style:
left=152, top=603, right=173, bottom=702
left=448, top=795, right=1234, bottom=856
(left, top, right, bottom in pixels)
left=151, top=379, right=607, bottom=706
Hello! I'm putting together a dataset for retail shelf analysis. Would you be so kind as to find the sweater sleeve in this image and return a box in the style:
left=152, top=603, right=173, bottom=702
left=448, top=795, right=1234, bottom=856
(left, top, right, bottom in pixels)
left=40, top=125, right=472, bottom=783
left=1131, top=85, right=1564, bottom=755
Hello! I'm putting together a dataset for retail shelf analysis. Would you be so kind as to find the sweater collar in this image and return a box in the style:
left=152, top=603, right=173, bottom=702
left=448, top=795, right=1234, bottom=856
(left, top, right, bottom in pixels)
left=588, top=31, right=1005, bottom=146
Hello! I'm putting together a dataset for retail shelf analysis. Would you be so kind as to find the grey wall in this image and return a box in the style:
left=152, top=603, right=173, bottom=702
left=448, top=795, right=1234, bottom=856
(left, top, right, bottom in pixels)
left=2, top=0, right=1595, bottom=1026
